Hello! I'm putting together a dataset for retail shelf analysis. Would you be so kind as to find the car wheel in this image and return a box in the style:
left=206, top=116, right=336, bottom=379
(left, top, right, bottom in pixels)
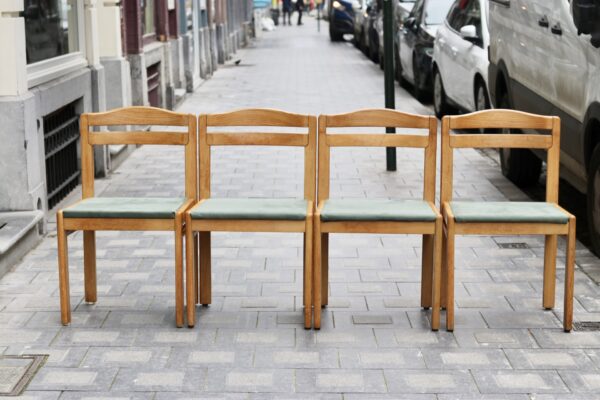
left=587, top=144, right=600, bottom=256
left=498, top=94, right=542, bottom=187
left=394, top=45, right=402, bottom=82
left=370, top=39, right=379, bottom=63
left=379, top=52, right=384, bottom=70
left=433, top=68, right=451, bottom=119
left=475, top=81, right=490, bottom=111
left=361, top=32, right=368, bottom=55
left=412, top=56, right=427, bottom=102
left=329, top=25, right=343, bottom=41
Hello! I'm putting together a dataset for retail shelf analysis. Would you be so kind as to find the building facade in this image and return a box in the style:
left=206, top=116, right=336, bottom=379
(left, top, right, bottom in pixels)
left=0, top=0, right=255, bottom=276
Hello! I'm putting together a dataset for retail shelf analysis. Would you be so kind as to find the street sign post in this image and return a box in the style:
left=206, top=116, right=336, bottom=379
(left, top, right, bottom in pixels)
left=383, top=0, right=396, bottom=171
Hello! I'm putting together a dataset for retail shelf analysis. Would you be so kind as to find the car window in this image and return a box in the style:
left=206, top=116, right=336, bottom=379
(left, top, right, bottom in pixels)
left=409, top=0, right=424, bottom=19
left=424, top=0, right=455, bottom=25
left=446, top=0, right=482, bottom=34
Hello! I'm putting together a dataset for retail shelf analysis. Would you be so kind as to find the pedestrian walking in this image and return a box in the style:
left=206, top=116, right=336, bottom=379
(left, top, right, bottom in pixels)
left=282, top=0, right=292, bottom=25
left=296, top=0, right=305, bottom=25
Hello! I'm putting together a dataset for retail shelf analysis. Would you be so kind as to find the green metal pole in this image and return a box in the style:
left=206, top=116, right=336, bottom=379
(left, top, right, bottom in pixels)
left=383, top=0, right=396, bottom=171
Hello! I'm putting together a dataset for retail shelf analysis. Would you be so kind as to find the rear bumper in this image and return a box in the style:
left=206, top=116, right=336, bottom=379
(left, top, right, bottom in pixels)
left=331, top=11, right=355, bottom=34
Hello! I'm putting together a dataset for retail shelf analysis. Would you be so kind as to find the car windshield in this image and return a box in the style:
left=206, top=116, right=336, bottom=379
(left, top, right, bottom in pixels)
left=424, top=0, right=454, bottom=25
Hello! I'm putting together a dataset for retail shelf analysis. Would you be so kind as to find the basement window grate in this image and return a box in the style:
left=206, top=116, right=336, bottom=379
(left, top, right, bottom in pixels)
left=0, top=355, right=47, bottom=396
left=0, top=223, right=6, bottom=231
left=573, top=321, right=600, bottom=331
left=497, top=242, right=530, bottom=249
left=43, top=100, right=81, bottom=210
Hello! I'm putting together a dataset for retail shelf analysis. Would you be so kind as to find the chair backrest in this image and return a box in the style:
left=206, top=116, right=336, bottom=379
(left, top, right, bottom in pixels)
left=318, top=109, right=437, bottom=203
left=199, top=108, right=317, bottom=201
left=81, top=106, right=197, bottom=199
left=441, top=109, right=560, bottom=204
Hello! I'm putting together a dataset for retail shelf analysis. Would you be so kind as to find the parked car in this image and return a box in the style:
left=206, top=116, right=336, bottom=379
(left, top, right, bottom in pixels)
left=397, top=0, right=454, bottom=100
left=365, top=0, right=383, bottom=62
left=374, top=0, right=416, bottom=70
left=329, top=0, right=358, bottom=41
left=489, top=0, right=600, bottom=255
left=353, top=0, right=370, bottom=48
left=432, top=0, right=489, bottom=118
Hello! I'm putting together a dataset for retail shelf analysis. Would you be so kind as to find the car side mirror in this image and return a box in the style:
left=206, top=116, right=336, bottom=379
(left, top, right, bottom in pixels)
left=460, top=25, right=482, bottom=46
left=405, top=17, right=416, bottom=29
left=366, top=5, right=372, bottom=12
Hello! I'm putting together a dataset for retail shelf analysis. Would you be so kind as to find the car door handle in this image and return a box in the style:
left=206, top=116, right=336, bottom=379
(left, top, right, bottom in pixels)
left=538, top=15, right=549, bottom=28
left=551, top=23, right=563, bottom=35
left=451, top=46, right=458, bottom=55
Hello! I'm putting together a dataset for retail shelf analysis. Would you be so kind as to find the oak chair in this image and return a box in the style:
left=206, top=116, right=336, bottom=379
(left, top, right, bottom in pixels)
left=441, top=109, right=576, bottom=332
left=57, top=106, right=197, bottom=328
left=185, top=109, right=317, bottom=328
left=314, top=109, right=442, bottom=330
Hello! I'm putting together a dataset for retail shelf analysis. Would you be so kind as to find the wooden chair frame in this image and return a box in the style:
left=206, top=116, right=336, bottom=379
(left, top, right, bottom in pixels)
left=314, top=109, right=442, bottom=330
left=57, top=106, right=197, bottom=328
left=185, top=109, right=317, bottom=328
left=441, top=109, right=576, bottom=332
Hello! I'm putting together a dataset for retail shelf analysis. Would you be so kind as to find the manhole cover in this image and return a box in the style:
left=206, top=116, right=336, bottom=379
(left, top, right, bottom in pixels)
left=497, top=242, right=530, bottom=249
left=0, top=355, right=47, bottom=396
left=574, top=321, right=600, bottom=331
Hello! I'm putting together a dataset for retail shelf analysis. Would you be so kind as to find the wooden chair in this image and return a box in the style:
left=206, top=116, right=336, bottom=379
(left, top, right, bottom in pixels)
left=57, top=106, right=197, bottom=328
left=185, top=109, right=317, bottom=328
left=441, top=109, right=576, bottom=332
left=314, top=109, right=442, bottom=330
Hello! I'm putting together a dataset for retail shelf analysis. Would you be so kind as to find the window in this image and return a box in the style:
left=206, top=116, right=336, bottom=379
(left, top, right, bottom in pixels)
left=21, top=0, right=80, bottom=64
left=424, top=0, right=454, bottom=25
left=186, top=0, right=193, bottom=31
left=143, top=0, right=156, bottom=36
left=446, top=0, right=482, bottom=35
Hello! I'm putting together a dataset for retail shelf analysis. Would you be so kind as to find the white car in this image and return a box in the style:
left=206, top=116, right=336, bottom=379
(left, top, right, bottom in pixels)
left=432, top=0, right=490, bottom=118
left=488, top=0, right=600, bottom=255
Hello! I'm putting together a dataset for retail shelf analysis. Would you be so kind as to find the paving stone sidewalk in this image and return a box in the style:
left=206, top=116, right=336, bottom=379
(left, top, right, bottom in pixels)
left=3, top=16, right=600, bottom=399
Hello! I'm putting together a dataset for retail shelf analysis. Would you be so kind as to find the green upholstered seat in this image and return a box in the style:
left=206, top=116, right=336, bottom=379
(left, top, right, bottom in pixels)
left=63, top=197, right=186, bottom=219
left=190, top=198, right=308, bottom=220
left=320, top=199, right=437, bottom=222
left=449, top=201, right=569, bottom=224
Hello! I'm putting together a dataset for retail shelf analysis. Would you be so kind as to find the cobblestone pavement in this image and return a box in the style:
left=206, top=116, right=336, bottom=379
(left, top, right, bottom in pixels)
left=3, top=16, right=600, bottom=399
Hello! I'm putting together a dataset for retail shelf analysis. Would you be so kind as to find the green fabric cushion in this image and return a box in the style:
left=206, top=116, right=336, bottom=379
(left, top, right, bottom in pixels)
left=190, top=198, right=308, bottom=220
left=63, top=197, right=186, bottom=219
left=320, top=199, right=437, bottom=222
left=450, top=201, right=569, bottom=224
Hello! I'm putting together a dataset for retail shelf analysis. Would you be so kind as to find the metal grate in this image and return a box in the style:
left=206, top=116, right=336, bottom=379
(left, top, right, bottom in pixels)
left=0, top=355, right=47, bottom=396
left=147, top=63, right=160, bottom=107
left=497, top=242, right=530, bottom=249
left=573, top=321, right=600, bottom=331
left=43, top=101, right=81, bottom=209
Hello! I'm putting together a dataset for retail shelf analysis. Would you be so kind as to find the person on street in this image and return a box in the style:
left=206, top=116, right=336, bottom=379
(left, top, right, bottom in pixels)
left=296, top=0, right=305, bottom=25
left=282, top=0, right=292, bottom=25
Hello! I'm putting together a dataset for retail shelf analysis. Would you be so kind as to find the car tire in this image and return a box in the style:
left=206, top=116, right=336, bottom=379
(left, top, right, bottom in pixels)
left=412, top=56, right=428, bottom=102
left=587, top=144, right=600, bottom=256
left=379, top=52, right=384, bottom=70
left=433, top=68, right=451, bottom=119
left=370, top=39, right=379, bottom=63
left=498, top=94, right=542, bottom=187
left=361, top=31, right=368, bottom=55
left=475, top=81, right=490, bottom=111
left=329, top=25, right=343, bottom=41
left=394, top=45, right=402, bottom=82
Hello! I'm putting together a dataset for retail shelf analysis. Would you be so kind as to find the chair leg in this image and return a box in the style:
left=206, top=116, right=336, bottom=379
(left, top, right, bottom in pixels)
left=174, top=216, right=184, bottom=328
left=445, top=222, right=456, bottom=332
left=440, top=225, right=448, bottom=310
left=83, top=231, right=97, bottom=303
left=199, top=231, right=212, bottom=306
left=564, top=218, right=576, bottom=332
left=421, top=234, right=433, bottom=310
left=57, top=212, right=71, bottom=326
left=313, top=218, right=322, bottom=330
left=321, top=233, right=329, bottom=307
left=304, top=216, right=313, bottom=329
left=543, top=235, right=557, bottom=309
left=194, top=232, right=200, bottom=305
left=185, top=216, right=196, bottom=328
left=431, top=218, right=442, bottom=331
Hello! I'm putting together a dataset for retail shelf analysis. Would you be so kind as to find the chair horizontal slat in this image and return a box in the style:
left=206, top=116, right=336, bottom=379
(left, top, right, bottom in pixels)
left=88, top=132, right=188, bottom=145
left=454, top=222, right=569, bottom=235
left=448, top=109, right=555, bottom=130
left=207, top=133, right=309, bottom=146
left=326, top=134, right=429, bottom=148
left=449, top=134, right=552, bottom=149
left=207, top=109, right=309, bottom=127
left=86, top=106, right=189, bottom=126
left=321, top=221, right=435, bottom=234
left=324, top=109, right=431, bottom=128
left=63, top=218, right=174, bottom=231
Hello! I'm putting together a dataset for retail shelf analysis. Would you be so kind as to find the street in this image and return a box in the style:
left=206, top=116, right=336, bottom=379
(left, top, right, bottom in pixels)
left=3, top=15, right=600, bottom=398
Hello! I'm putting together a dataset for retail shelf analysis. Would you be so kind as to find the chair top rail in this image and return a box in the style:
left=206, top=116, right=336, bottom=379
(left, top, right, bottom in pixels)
left=326, top=133, right=429, bottom=148
left=323, top=109, right=432, bottom=129
left=88, top=131, right=189, bottom=146
left=207, top=132, right=309, bottom=146
left=447, top=109, right=555, bottom=130
left=86, top=106, right=190, bottom=126
left=206, top=108, right=310, bottom=127
left=449, top=134, right=552, bottom=149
